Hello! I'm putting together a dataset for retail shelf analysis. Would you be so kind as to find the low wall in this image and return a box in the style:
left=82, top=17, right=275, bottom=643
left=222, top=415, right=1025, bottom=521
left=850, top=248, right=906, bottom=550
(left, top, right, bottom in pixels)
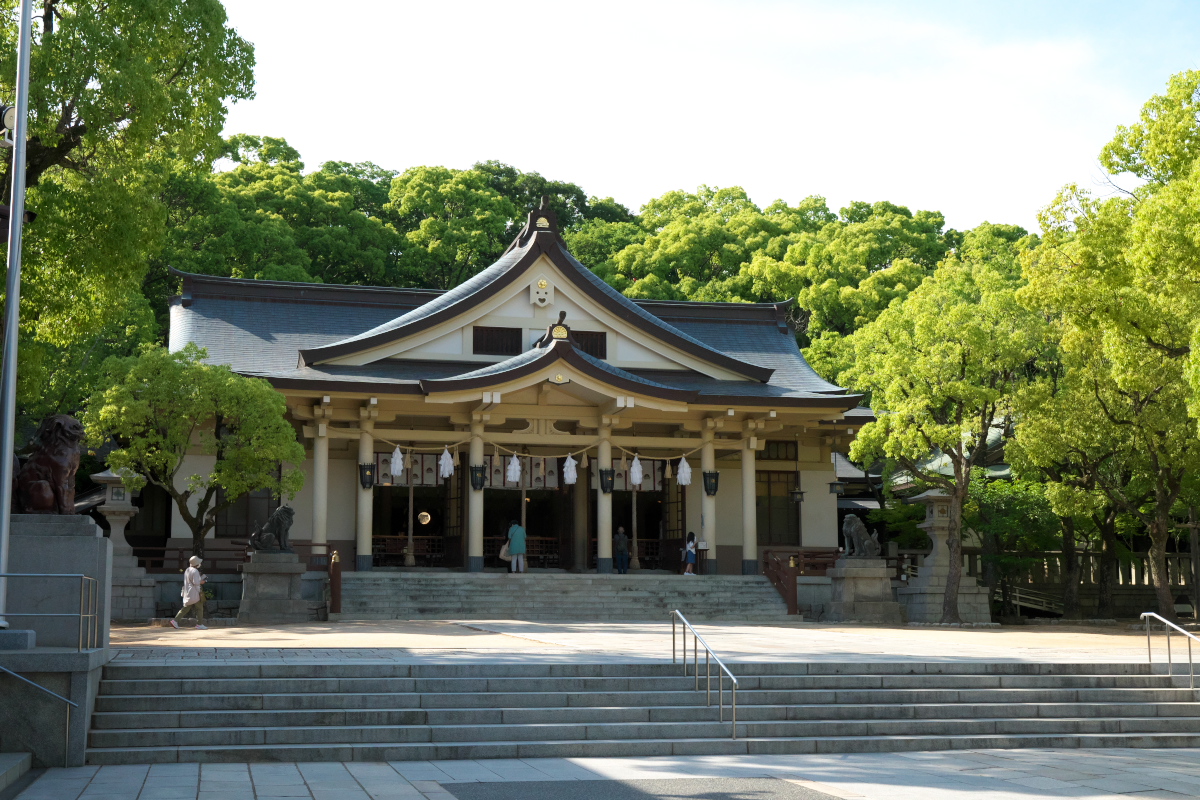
left=0, top=649, right=107, bottom=767
left=151, top=572, right=328, bottom=619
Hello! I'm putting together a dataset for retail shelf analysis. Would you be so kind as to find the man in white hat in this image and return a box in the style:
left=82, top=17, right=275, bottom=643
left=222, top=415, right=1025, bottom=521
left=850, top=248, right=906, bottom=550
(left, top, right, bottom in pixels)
left=171, top=555, right=208, bottom=630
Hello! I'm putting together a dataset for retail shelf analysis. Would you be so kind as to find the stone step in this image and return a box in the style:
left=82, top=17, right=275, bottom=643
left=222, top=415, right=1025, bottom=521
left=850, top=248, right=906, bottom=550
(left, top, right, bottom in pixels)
left=95, top=672, right=1178, bottom=696
left=87, top=714, right=1200, bottom=750
left=85, top=731, right=1200, bottom=764
left=93, top=686, right=1200, bottom=714
left=0, top=752, right=31, bottom=794
left=90, top=700, right=1200, bottom=730
left=98, top=661, right=1158, bottom=681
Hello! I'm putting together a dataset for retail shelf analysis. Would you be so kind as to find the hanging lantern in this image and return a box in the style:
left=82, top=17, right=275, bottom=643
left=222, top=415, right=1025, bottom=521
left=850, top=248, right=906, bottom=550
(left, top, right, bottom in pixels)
left=676, top=457, right=693, bottom=486
left=438, top=447, right=455, bottom=479
left=599, top=468, right=615, bottom=494
left=702, top=471, right=720, bottom=496
left=469, top=465, right=487, bottom=490
left=358, top=462, right=376, bottom=489
left=506, top=454, right=522, bottom=484
left=629, top=455, right=643, bottom=488
left=562, top=454, right=578, bottom=485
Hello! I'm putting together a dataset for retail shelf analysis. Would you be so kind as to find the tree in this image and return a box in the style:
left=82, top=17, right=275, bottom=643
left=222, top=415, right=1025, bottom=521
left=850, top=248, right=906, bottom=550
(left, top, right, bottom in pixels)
left=846, top=255, right=1045, bottom=623
left=386, top=166, right=517, bottom=290
left=83, top=344, right=305, bottom=556
left=0, top=1, right=254, bottom=430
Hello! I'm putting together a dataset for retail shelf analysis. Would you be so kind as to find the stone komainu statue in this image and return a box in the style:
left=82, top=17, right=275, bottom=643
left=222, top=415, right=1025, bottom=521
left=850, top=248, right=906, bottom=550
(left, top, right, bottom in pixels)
left=842, top=513, right=881, bottom=559
left=249, top=505, right=296, bottom=552
left=17, top=414, right=85, bottom=515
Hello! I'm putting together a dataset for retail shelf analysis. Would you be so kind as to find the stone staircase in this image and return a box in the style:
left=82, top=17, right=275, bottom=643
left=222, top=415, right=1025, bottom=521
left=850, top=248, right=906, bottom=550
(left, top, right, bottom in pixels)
left=86, top=661, right=1200, bottom=764
left=335, top=573, right=790, bottom=621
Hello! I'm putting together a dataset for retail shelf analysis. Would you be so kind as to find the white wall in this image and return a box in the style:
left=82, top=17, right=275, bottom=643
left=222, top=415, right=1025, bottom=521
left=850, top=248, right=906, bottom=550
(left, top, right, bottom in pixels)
left=168, top=454, right=217, bottom=539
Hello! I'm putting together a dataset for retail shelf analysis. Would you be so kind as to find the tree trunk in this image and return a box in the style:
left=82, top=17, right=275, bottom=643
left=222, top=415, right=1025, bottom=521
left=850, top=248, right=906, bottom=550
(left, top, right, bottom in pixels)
left=1147, top=519, right=1176, bottom=621
left=1189, top=507, right=1199, bottom=623
left=1097, top=511, right=1118, bottom=620
left=941, top=488, right=965, bottom=624
left=1060, top=516, right=1081, bottom=619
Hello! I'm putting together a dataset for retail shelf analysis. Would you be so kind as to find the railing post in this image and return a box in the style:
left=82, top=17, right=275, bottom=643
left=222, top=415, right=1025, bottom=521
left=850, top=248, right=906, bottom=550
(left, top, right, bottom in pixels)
left=1146, top=616, right=1152, bottom=664
left=1167, top=627, right=1173, bottom=676
left=694, top=629, right=698, bottom=690
left=732, top=683, right=737, bottom=740
left=672, top=613, right=676, bottom=664
left=706, top=649, right=710, bottom=706
left=329, top=550, right=342, bottom=615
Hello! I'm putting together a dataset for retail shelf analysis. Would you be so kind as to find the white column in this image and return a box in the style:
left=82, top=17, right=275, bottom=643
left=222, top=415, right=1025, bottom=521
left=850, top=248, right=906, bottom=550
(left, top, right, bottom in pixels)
left=355, top=418, right=374, bottom=571
left=741, top=440, right=757, bottom=574
left=312, top=423, right=329, bottom=556
left=596, top=427, right=613, bottom=573
left=701, top=429, right=716, bottom=570
left=467, top=421, right=484, bottom=571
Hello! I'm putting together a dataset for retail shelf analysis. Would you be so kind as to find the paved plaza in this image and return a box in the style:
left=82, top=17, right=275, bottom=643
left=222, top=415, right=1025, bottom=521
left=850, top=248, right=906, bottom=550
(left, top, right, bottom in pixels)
left=14, top=749, right=1200, bottom=799
left=107, top=619, right=1160, bottom=665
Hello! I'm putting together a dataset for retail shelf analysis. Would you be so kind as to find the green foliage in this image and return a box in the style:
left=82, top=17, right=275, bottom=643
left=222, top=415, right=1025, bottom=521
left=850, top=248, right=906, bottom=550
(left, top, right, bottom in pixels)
left=1100, top=69, right=1200, bottom=187
left=964, top=473, right=1059, bottom=573
left=83, top=344, right=304, bottom=554
left=386, top=165, right=517, bottom=290
left=0, top=1, right=254, bottom=432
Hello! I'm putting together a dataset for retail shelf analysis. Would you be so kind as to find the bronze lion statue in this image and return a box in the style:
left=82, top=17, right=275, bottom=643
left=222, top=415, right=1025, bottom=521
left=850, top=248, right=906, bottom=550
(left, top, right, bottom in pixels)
left=249, top=505, right=296, bottom=552
left=17, top=414, right=85, bottom=515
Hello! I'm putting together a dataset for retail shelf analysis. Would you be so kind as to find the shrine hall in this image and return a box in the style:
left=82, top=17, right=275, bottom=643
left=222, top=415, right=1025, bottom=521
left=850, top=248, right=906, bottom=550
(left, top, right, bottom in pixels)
left=167, top=203, right=869, bottom=574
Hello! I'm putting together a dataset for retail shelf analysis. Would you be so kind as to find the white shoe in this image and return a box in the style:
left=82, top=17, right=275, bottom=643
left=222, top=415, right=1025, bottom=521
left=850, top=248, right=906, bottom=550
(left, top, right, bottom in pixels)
left=195, top=625, right=208, bottom=630
left=169, top=619, right=179, bottom=628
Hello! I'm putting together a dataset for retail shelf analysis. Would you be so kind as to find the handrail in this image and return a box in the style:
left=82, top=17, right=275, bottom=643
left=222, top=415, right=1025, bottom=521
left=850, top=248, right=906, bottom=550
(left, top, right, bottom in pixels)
left=0, top=665, right=77, bottom=767
left=1141, top=612, right=1200, bottom=690
left=0, top=573, right=99, bottom=651
left=671, top=610, right=738, bottom=739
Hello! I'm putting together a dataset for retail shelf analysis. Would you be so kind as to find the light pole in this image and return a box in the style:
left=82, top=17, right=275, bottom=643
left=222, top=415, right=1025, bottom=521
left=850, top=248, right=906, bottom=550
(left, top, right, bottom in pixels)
left=0, top=0, right=36, bottom=631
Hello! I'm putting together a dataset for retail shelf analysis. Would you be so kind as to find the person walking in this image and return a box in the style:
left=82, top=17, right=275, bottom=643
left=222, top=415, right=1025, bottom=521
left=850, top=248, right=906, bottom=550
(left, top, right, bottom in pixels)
left=171, top=555, right=208, bottom=629
left=613, top=526, right=630, bottom=574
left=683, top=531, right=698, bottom=576
left=506, top=520, right=527, bottom=574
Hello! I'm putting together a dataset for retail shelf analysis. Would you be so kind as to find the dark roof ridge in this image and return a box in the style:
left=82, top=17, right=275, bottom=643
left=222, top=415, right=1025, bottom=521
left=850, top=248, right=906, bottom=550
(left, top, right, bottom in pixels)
left=169, top=268, right=442, bottom=309
left=298, top=224, right=775, bottom=382
left=418, top=339, right=699, bottom=402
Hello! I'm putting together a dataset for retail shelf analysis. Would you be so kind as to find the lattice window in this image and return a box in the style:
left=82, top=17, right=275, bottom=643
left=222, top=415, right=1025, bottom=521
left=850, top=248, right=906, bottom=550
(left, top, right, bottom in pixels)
left=573, top=330, right=607, bottom=359
left=473, top=326, right=523, bottom=356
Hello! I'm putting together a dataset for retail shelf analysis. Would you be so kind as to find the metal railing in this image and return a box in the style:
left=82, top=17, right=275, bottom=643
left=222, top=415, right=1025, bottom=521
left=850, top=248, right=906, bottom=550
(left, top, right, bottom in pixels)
left=1141, top=612, right=1199, bottom=690
left=0, top=573, right=99, bottom=651
left=0, top=665, right=78, bottom=767
left=671, top=610, right=738, bottom=739
left=994, top=585, right=1065, bottom=614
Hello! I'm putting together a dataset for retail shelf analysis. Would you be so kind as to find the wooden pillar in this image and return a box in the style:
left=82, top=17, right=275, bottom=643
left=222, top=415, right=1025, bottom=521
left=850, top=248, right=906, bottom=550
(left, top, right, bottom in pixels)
left=312, top=422, right=329, bottom=556
left=597, top=427, right=613, bottom=574
left=467, top=421, right=485, bottom=572
left=573, top=463, right=589, bottom=572
left=355, top=414, right=375, bottom=571
left=741, top=440, right=757, bottom=575
left=701, top=429, right=716, bottom=569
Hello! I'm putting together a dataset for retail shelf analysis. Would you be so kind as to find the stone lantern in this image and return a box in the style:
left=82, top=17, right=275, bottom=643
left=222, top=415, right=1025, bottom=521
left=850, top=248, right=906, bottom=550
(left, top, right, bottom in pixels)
left=91, top=469, right=156, bottom=621
left=895, top=489, right=991, bottom=623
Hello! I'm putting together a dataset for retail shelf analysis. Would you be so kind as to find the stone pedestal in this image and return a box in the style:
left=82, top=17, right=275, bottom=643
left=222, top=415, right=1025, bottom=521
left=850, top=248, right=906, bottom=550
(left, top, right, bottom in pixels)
left=8, top=515, right=111, bottom=649
left=237, top=551, right=309, bottom=625
left=897, top=490, right=992, bottom=623
left=824, top=557, right=905, bottom=623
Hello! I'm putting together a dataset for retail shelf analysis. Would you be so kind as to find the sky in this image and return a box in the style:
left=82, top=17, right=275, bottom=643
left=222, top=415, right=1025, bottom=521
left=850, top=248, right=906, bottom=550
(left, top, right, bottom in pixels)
left=219, top=0, right=1200, bottom=233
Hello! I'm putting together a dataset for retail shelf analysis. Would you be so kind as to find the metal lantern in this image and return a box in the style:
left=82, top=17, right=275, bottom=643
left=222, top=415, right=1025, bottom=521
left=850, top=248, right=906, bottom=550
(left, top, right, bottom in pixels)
left=469, top=465, right=487, bottom=491
left=789, top=487, right=805, bottom=504
left=702, top=470, right=719, bottom=497
left=828, top=480, right=847, bottom=495
left=358, top=463, right=376, bottom=489
left=599, top=468, right=615, bottom=494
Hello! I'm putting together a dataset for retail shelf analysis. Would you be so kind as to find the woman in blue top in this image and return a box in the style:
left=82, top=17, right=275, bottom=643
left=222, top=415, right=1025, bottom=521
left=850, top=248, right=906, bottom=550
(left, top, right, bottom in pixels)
left=507, top=520, right=527, bottom=574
